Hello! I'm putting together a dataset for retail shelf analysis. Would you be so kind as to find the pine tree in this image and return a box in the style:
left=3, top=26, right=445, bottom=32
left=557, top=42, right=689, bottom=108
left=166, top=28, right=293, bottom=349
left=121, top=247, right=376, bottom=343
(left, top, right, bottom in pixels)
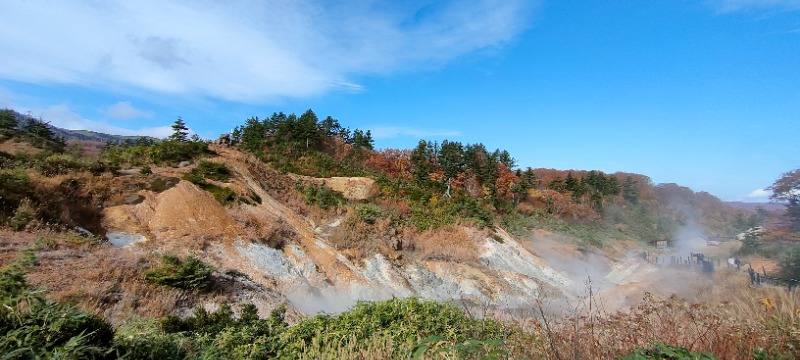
left=438, top=140, right=464, bottom=179
left=351, top=129, right=374, bottom=149
left=0, top=109, right=18, bottom=130
left=23, top=117, right=56, bottom=140
left=411, top=140, right=434, bottom=183
left=623, top=176, right=640, bottom=204
left=169, top=117, right=189, bottom=142
left=239, top=117, right=265, bottom=152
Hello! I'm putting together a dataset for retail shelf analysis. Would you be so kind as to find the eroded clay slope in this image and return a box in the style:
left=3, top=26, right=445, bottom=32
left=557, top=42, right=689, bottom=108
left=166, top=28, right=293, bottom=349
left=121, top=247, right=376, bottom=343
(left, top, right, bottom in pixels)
left=102, top=147, right=655, bottom=315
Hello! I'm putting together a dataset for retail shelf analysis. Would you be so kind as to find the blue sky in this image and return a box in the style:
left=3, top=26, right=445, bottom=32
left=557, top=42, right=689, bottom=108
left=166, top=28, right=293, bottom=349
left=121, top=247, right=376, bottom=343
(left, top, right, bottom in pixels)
left=1, top=0, right=798, bottom=202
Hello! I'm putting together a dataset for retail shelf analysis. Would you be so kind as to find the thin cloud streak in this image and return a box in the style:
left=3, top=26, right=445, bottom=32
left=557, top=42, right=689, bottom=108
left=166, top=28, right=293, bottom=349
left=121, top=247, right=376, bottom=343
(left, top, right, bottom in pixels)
left=32, top=104, right=173, bottom=138
left=0, top=1, right=532, bottom=103
left=709, top=0, right=800, bottom=12
left=101, top=101, right=154, bottom=119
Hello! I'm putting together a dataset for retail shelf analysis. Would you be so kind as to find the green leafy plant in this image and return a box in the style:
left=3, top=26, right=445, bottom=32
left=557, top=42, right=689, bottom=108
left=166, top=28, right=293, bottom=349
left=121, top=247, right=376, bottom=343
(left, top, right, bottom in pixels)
left=354, top=203, right=385, bottom=224
left=194, top=161, right=231, bottom=181
left=144, top=255, right=216, bottom=291
left=9, top=197, right=36, bottom=230
left=301, top=183, right=344, bottom=209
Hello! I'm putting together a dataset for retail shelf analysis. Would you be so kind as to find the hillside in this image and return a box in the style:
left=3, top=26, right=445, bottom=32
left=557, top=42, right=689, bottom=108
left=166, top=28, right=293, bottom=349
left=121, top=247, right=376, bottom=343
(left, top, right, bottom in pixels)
left=1, top=110, right=797, bottom=358
left=3, top=109, right=154, bottom=143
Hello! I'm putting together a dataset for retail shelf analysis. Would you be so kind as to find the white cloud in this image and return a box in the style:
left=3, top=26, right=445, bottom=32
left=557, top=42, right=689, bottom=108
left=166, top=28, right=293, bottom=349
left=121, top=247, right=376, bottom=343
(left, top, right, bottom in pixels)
left=101, top=101, right=154, bottom=119
left=0, top=1, right=532, bottom=103
left=369, top=125, right=462, bottom=140
left=709, top=0, right=800, bottom=12
left=746, top=188, right=771, bottom=199
left=32, top=104, right=173, bottom=138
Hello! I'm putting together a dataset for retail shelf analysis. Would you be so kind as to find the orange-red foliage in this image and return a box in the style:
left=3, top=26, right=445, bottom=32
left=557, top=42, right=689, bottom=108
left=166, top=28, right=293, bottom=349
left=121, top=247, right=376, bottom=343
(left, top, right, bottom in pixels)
left=366, top=148, right=412, bottom=179
left=495, top=163, right=520, bottom=201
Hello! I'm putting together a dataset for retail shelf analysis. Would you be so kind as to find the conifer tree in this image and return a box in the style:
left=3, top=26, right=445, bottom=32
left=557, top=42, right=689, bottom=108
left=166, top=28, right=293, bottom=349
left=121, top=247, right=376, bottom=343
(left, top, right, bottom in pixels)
left=0, top=109, right=17, bottom=130
left=169, top=117, right=189, bottom=142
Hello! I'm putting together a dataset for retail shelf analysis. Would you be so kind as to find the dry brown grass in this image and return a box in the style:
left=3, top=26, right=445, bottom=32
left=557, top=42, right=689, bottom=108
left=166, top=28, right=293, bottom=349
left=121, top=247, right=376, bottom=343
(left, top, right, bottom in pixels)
left=229, top=204, right=296, bottom=249
left=0, top=138, right=42, bottom=156
left=499, top=272, right=800, bottom=359
left=0, top=230, right=200, bottom=326
left=411, top=225, right=480, bottom=264
left=23, top=241, right=186, bottom=324
left=328, top=214, right=385, bottom=261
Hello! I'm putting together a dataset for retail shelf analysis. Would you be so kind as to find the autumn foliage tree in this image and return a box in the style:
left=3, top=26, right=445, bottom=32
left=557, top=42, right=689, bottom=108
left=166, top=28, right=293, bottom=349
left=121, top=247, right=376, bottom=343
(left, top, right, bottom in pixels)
left=770, top=168, right=800, bottom=232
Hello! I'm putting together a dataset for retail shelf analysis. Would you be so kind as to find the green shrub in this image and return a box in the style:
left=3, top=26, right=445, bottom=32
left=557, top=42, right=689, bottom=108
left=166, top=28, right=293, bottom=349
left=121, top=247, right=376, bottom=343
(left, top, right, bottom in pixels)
left=181, top=171, right=206, bottom=185
left=144, top=255, right=216, bottom=291
left=140, top=164, right=153, bottom=175
left=0, top=170, right=32, bottom=219
left=149, top=139, right=210, bottom=166
left=195, top=161, right=230, bottom=181
left=112, top=319, right=188, bottom=360
left=301, top=183, right=344, bottom=209
left=354, top=203, right=385, bottom=224
left=9, top=198, right=36, bottom=230
left=778, top=245, right=800, bottom=281
left=207, top=185, right=237, bottom=205
left=160, top=303, right=288, bottom=359
left=281, top=297, right=506, bottom=357
left=101, top=139, right=210, bottom=167
left=37, top=153, right=87, bottom=176
left=182, top=171, right=237, bottom=205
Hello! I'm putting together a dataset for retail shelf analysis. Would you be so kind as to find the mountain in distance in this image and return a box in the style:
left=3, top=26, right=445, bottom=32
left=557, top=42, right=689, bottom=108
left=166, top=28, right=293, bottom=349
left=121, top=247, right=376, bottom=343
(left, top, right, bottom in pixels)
left=8, top=109, right=155, bottom=143
left=725, top=201, right=785, bottom=213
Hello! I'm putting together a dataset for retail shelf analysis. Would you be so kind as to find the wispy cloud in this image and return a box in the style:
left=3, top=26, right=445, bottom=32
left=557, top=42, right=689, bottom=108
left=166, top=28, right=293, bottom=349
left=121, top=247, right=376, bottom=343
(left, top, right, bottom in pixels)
left=369, top=126, right=462, bottom=140
left=746, top=188, right=771, bottom=200
left=708, top=0, right=800, bottom=13
left=101, top=101, right=154, bottom=119
left=0, top=1, right=532, bottom=103
left=32, top=104, right=172, bottom=138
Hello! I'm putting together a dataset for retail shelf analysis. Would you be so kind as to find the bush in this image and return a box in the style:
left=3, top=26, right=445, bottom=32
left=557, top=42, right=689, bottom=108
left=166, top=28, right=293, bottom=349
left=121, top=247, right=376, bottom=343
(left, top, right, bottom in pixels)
left=9, top=198, right=36, bottom=230
left=37, top=153, right=87, bottom=176
left=778, top=245, right=800, bottom=281
left=207, top=185, right=237, bottom=205
left=101, top=139, right=210, bottom=167
left=144, top=255, right=216, bottom=291
left=181, top=171, right=206, bottom=186
left=281, top=297, right=506, bottom=357
left=111, top=320, right=188, bottom=360
left=301, top=183, right=344, bottom=209
left=738, top=228, right=763, bottom=256
left=182, top=171, right=237, bottom=205
left=354, top=203, right=385, bottom=224
left=149, top=139, right=210, bottom=166
left=0, top=169, right=32, bottom=219
left=195, top=161, right=230, bottom=181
